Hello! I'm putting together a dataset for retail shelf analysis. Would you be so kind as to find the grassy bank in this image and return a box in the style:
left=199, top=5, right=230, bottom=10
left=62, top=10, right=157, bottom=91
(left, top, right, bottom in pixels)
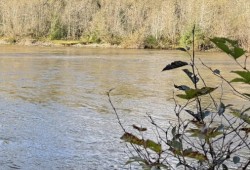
left=0, top=37, right=123, bottom=49
left=0, top=0, right=249, bottom=50
left=0, top=36, right=197, bottom=50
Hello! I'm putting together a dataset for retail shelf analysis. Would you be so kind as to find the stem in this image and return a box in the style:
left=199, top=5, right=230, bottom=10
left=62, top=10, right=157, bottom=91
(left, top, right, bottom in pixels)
left=200, top=59, right=250, bottom=100
left=192, top=25, right=197, bottom=89
left=107, top=89, right=126, bottom=132
left=243, top=159, right=250, bottom=170
left=244, top=55, right=248, bottom=71
left=191, top=25, right=203, bottom=119
left=222, top=114, right=250, bottom=150
left=234, top=56, right=249, bottom=72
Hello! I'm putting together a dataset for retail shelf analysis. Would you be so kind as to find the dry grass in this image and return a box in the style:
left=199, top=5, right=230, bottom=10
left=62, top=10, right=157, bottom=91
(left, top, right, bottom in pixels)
left=0, top=0, right=249, bottom=49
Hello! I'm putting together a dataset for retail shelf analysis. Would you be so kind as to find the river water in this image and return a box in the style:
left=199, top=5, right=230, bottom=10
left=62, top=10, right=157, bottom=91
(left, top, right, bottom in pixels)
left=0, top=45, right=248, bottom=170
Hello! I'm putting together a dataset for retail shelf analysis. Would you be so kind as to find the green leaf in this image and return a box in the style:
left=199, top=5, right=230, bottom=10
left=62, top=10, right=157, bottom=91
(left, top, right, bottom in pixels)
left=145, top=139, right=162, bottom=153
left=231, top=78, right=247, bottom=83
left=168, top=139, right=183, bottom=150
left=229, top=109, right=250, bottom=124
left=233, top=47, right=246, bottom=59
left=121, top=132, right=144, bottom=145
left=207, top=130, right=223, bottom=139
left=125, top=156, right=148, bottom=165
left=186, top=128, right=205, bottom=139
left=177, top=87, right=217, bottom=100
left=233, top=156, right=240, bottom=164
left=231, top=71, right=250, bottom=84
left=120, top=132, right=162, bottom=153
left=183, top=149, right=208, bottom=161
left=213, top=40, right=230, bottom=53
left=172, top=140, right=183, bottom=150
left=170, top=148, right=207, bottom=161
left=186, top=127, right=223, bottom=141
left=162, top=61, right=188, bottom=71
left=210, top=37, right=246, bottom=59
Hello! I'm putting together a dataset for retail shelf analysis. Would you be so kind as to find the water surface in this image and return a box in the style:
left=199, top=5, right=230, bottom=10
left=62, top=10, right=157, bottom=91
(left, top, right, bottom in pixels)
left=0, top=45, right=248, bottom=169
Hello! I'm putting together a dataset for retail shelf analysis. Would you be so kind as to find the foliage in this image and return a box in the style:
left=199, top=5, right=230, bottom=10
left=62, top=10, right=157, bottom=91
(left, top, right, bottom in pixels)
left=51, top=40, right=83, bottom=46
left=107, top=35, right=122, bottom=45
left=81, top=32, right=102, bottom=44
left=49, top=18, right=67, bottom=40
left=5, top=37, right=17, bottom=44
left=1, top=0, right=249, bottom=49
left=210, top=37, right=246, bottom=59
left=179, top=26, right=210, bottom=50
left=144, top=35, right=159, bottom=49
left=108, top=27, right=250, bottom=169
left=144, top=35, right=171, bottom=49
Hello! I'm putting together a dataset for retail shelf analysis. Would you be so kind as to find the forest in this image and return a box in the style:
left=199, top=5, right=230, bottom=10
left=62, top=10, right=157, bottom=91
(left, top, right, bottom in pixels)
left=0, top=0, right=249, bottom=49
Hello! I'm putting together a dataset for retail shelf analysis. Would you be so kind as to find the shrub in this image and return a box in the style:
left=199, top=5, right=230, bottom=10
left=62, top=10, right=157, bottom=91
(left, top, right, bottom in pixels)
left=179, top=26, right=212, bottom=50
left=144, top=35, right=159, bottom=49
left=144, top=35, right=172, bottom=49
left=81, top=32, right=102, bottom=44
left=106, top=35, right=122, bottom=45
left=49, top=18, right=67, bottom=40
left=5, top=37, right=17, bottom=44
left=109, top=26, right=250, bottom=170
left=121, top=28, right=146, bottom=48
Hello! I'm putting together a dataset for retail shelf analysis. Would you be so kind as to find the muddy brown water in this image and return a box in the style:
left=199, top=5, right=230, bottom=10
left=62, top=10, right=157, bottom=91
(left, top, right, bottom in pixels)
left=0, top=45, right=248, bottom=169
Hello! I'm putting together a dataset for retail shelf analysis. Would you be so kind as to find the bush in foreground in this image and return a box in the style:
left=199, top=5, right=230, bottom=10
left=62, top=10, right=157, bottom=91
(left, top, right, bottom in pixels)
left=108, top=27, right=250, bottom=170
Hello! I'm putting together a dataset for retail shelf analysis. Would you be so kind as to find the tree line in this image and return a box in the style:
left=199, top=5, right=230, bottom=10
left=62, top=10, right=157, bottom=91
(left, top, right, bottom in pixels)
left=0, top=0, right=249, bottom=49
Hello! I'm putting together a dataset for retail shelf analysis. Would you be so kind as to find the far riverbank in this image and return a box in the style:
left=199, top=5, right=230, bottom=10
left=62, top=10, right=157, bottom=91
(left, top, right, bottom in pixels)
left=0, top=37, right=214, bottom=51
left=0, top=38, right=123, bottom=49
left=1, top=37, right=249, bottom=54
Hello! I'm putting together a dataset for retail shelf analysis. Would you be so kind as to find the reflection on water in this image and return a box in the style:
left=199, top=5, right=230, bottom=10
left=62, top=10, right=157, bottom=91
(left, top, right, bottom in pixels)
left=0, top=45, right=248, bottom=169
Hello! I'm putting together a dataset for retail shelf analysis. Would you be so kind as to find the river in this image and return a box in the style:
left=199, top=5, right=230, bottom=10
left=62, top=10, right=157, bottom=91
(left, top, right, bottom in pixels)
left=0, top=45, right=248, bottom=169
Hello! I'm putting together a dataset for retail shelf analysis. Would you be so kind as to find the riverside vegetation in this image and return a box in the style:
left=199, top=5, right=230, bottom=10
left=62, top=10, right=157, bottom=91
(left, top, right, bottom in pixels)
left=108, top=27, right=250, bottom=169
left=0, top=0, right=250, bottom=50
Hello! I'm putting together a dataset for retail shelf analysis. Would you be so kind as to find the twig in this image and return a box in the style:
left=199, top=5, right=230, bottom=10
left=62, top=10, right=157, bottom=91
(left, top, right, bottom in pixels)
left=107, top=88, right=126, bottom=132
left=200, top=59, right=250, bottom=100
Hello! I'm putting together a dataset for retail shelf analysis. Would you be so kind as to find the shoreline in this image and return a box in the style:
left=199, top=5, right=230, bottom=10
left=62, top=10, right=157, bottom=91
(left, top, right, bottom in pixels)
left=0, top=37, right=182, bottom=50
left=0, top=38, right=123, bottom=49
left=0, top=37, right=234, bottom=53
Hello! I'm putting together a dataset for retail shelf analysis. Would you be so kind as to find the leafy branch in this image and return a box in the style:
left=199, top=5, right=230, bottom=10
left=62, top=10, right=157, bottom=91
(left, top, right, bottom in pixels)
left=108, top=29, right=250, bottom=170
